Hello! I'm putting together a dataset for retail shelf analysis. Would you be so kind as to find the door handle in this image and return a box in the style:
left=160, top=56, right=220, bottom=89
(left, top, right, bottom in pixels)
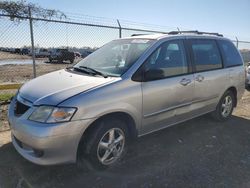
left=195, top=75, right=204, bottom=82
left=180, top=78, right=191, bottom=86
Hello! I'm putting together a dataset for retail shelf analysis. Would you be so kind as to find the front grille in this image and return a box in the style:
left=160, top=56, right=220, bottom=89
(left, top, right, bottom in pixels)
left=14, top=100, right=30, bottom=116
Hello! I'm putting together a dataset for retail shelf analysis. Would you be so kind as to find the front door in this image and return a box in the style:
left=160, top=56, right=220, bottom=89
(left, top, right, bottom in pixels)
left=141, top=39, right=194, bottom=135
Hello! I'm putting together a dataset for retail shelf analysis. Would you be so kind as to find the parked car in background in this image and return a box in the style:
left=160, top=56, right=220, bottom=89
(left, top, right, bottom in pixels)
left=14, top=48, right=21, bottom=54
left=21, top=48, right=30, bottom=55
left=81, top=50, right=93, bottom=58
left=74, top=52, right=81, bottom=58
left=28, top=48, right=50, bottom=57
left=8, top=31, right=245, bottom=170
left=8, top=48, right=16, bottom=53
left=246, top=62, right=250, bottom=88
left=49, top=48, right=75, bottom=63
left=35, top=48, right=50, bottom=58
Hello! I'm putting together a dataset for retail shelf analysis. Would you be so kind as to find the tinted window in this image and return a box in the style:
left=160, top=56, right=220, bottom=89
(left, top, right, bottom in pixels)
left=190, top=40, right=222, bottom=72
left=218, top=40, right=243, bottom=67
left=144, top=40, right=188, bottom=80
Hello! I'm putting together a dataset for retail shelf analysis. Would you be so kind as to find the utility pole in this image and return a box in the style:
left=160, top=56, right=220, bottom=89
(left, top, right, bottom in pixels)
left=28, top=7, right=36, bottom=78
left=235, top=36, right=239, bottom=48
left=117, top=19, right=122, bottom=38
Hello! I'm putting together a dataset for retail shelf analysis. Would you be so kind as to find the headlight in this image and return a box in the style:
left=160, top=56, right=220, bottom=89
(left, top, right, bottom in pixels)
left=29, top=106, right=76, bottom=123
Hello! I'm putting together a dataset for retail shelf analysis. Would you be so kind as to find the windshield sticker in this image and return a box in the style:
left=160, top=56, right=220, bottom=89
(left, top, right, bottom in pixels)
left=131, top=39, right=150, bottom=43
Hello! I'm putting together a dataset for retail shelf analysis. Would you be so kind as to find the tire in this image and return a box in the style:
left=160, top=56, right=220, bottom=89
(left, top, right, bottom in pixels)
left=58, top=58, right=63, bottom=64
left=246, top=84, right=250, bottom=91
left=211, top=90, right=235, bottom=122
left=77, top=118, right=129, bottom=170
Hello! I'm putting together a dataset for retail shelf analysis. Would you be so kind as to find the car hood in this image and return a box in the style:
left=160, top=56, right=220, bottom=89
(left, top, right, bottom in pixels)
left=19, top=69, right=119, bottom=106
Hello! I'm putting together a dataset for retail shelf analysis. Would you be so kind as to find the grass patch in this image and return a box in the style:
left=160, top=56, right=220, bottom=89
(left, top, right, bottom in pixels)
left=0, top=93, right=15, bottom=102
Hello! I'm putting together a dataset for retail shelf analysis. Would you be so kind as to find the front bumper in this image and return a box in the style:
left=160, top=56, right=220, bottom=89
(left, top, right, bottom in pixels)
left=8, top=97, right=93, bottom=165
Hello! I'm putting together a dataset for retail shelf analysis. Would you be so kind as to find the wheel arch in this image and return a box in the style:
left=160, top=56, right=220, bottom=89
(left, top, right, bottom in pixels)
left=87, top=112, right=138, bottom=139
left=76, top=111, right=138, bottom=160
left=226, top=86, right=237, bottom=107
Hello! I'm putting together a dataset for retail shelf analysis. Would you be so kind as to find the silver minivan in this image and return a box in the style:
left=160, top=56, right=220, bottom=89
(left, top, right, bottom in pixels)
left=8, top=31, right=245, bottom=169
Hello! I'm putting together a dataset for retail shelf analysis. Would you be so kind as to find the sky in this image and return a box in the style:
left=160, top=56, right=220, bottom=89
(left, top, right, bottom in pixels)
left=25, top=0, right=250, bottom=41
left=2, top=0, right=250, bottom=49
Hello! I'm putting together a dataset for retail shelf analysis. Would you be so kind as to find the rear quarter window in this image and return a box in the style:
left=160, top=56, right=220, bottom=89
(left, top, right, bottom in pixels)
left=218, top=40, right=243, bottom=67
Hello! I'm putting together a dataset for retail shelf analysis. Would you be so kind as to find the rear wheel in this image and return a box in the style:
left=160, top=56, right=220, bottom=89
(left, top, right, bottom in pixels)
left=211, top=90, right=235, bottom=121
left=77, top=118, right=128, bottom=170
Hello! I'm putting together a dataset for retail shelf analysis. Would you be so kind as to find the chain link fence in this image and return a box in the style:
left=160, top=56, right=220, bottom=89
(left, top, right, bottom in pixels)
left=0, top=13, right=250, bottom=100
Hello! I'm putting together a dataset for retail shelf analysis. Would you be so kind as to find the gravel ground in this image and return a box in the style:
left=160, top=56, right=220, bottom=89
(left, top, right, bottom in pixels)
left=0, top=63, right=70, bottom=83
left=0, top=91, right=250, bottom=188
left=0, top=52, right=82, bottom=84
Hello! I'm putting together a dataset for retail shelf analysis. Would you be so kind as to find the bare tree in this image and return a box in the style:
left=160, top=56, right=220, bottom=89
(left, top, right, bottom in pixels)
left=0, top=0, right=66, bottom=21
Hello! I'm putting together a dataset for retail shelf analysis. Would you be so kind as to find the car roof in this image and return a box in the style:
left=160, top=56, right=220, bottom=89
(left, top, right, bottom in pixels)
left=123, top=32, right=230, bottom=41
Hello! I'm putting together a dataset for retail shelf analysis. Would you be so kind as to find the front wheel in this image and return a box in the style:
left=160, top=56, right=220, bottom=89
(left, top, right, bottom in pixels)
left=77, top=118, right=128, bottom=170
left=211, top=90, right=235, bottom=121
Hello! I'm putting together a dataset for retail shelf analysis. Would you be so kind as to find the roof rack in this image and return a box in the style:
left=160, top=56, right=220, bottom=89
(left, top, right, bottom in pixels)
left=168, top=30, right=223, bottom=37
left=131, top=34, right=152, bottom=37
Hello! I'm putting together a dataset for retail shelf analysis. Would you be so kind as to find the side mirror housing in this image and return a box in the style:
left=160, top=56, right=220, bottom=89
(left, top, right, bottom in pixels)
left=132, top=68, right=165, bottom=82
left=144, top=69, right=165, bottom=81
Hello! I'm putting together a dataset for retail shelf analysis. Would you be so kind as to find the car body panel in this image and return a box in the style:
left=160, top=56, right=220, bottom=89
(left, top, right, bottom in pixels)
left=192, top=69, right=228, bottom=112
left=141, top=74, right=194, bottom=134
left=8, top=95, right=95, bottom=164
left=19, top=69, right=118, bottom=106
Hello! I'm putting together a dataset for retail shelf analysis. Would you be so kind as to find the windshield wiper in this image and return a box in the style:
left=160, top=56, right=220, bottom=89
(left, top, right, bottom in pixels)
left=67, top=66, right=108, bottom=78
left=67, top=66, right=90, bottom=74
left=79, top=66, right=108, bottom=78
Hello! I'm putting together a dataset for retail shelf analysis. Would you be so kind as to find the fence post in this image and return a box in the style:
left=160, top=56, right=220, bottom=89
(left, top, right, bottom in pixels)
left=28, top=7, right=36, bottom=78
left=235, top=36, right=239, bottom=49
left=117, top=19, right=122, bottom=38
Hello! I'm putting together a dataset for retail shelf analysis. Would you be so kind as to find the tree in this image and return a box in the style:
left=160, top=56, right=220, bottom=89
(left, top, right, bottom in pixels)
left=0, top=0, right=66, bottom=21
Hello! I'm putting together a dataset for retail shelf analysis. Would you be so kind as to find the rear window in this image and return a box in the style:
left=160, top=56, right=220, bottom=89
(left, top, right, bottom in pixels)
left=190, top=39, right=222, bottom=72
left=218, top=40, right=243, bottom=67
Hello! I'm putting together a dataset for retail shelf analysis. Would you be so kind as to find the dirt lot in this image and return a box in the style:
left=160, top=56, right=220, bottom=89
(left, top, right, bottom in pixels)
left=0, top=52, right=31, bottom=60
left=0, top=52, right=82, bottom=84
left=0, top=63, right=69, bottom=83
left=1, top=91, right=250, bottom=188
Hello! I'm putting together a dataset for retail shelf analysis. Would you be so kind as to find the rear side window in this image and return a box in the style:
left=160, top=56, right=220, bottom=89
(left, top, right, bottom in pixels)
left=190, top=40, right=222, bottom=72
left=218, top=40, right=243, bottom=67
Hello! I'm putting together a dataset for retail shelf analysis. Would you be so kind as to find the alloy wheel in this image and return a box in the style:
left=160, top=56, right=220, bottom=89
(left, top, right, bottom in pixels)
left=221, top=95, right=233, bottom=118
left=97, top=128, right=125, bottom=165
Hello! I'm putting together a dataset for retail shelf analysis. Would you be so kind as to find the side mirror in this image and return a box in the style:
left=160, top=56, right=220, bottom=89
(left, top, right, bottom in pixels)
left=144, top=68, right=165, bottom=81
left=132, top=67, right=165, bottom=82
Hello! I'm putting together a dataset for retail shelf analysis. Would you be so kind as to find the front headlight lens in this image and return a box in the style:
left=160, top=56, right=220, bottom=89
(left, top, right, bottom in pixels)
left=29, top=106, right=76, bottom=123
left=47, top=107, right=76, bottom=123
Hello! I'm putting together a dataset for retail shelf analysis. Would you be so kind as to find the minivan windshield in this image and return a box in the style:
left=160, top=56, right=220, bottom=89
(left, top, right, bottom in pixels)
left=74, top=39, right=155, bottom=77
